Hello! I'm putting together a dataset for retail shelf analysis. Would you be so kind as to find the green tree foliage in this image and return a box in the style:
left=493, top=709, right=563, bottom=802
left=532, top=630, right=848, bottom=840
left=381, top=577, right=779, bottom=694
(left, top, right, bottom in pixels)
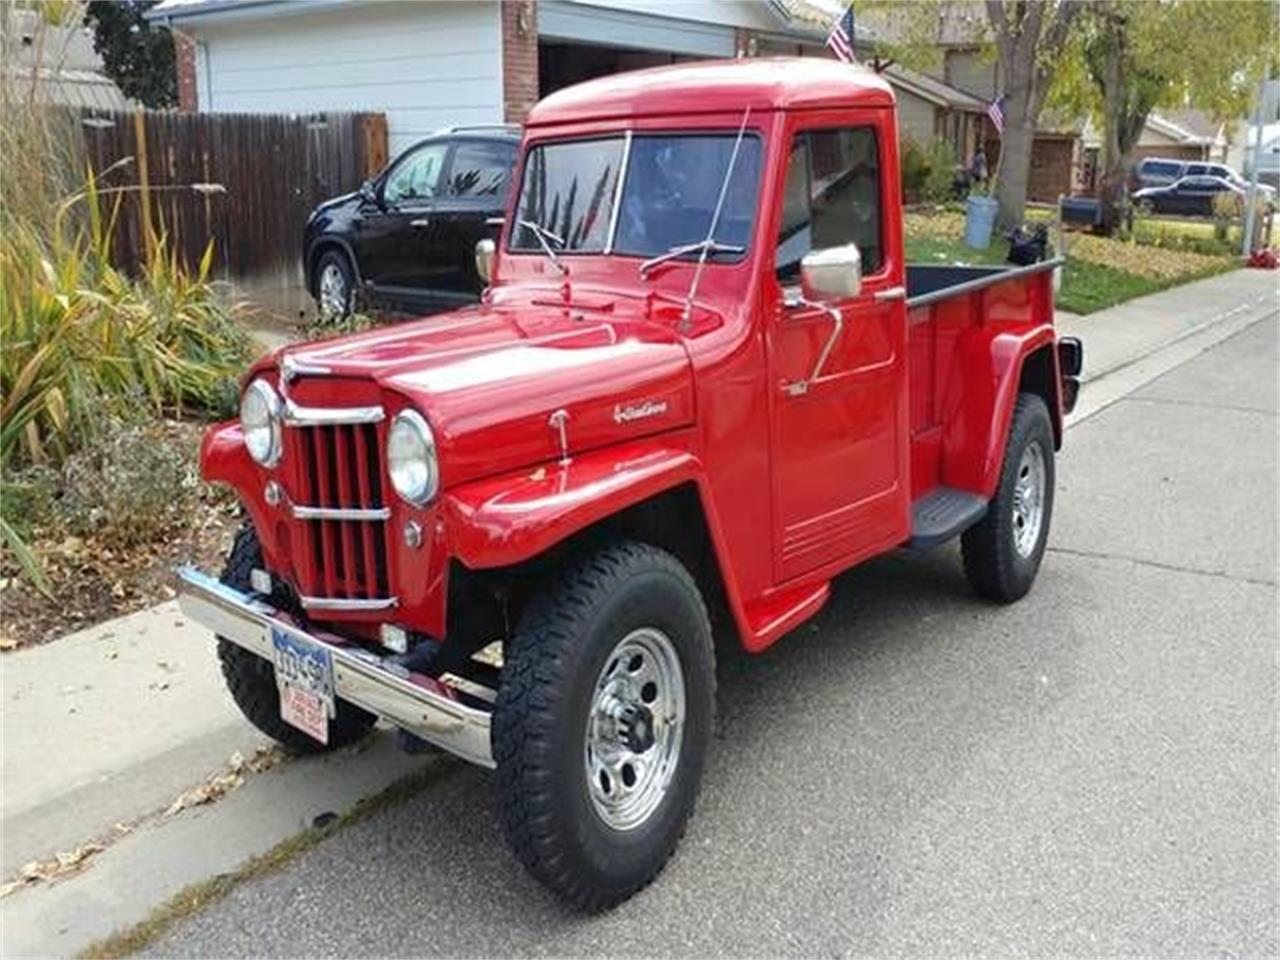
left=84, top=0, right=176, bottom=108
left=855, top=1, right=1083, bottom=230
left=1052, top=0, right=1278, bottom=235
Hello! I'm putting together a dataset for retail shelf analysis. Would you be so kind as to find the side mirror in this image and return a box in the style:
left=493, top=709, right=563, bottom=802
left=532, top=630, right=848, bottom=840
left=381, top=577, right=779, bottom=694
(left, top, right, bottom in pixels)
left=475, top=238, right=495, bottom=285
left=359, top=179, right=379, bottom=207
left=799, top=244, right=861, bottom=302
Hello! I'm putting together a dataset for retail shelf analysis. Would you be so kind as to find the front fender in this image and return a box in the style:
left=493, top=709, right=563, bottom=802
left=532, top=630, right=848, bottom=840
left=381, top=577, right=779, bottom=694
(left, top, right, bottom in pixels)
left=199, top=420, right=287, bottom=567
left=442, top=435, right=705, bottom=570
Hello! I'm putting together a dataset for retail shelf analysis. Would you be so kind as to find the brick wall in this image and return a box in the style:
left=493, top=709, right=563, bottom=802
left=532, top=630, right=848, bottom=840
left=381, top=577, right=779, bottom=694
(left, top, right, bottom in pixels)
left=501, top=0, right=538, bottom=124
left=174, top=30, right=197, bottom=112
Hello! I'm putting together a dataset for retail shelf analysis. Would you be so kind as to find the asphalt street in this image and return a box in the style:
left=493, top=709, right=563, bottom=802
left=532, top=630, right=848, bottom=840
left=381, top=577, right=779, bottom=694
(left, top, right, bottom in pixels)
left=149, top=316, right=1278, bottom=958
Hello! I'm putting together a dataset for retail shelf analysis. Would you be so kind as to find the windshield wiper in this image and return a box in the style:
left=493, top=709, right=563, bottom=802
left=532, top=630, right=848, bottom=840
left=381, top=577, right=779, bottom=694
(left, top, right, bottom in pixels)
left=638, top=239, right=746, bottom=278
left=516, top=219, right=567, bottom=275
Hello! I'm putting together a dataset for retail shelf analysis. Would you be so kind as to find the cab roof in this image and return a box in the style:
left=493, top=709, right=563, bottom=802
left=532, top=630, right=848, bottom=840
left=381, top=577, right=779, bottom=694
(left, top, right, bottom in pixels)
left=526, top=58, right=896, bottom=128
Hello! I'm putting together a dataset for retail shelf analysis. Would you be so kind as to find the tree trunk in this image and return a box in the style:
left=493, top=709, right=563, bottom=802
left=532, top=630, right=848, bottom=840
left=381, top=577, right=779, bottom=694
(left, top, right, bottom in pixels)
left=1090, top=12, right=1153, bottom=237
left=995, top=101, right=1035, bottom=231
left=985, top=0, right=1082, bottom=233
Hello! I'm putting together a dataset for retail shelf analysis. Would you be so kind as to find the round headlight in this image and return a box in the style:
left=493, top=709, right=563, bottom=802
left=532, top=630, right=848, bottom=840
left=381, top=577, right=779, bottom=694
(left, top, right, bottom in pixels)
left=387, top=410, right=438, bottom=506
left=240, top=379, right=283, bottom=467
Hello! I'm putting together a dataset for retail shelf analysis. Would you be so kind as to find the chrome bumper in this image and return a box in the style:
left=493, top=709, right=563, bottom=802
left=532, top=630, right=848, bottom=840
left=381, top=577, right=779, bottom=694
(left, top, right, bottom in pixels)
left=177, top=567, right=494, bottom=768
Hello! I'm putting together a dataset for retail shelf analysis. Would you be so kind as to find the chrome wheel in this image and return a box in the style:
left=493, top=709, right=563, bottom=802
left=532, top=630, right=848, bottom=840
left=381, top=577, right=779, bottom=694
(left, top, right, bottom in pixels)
left=318, top=262, right=349, bottom=319
left=584, top=627, right=685, bottom=832
left=1012, top=440, right=1046, bottom=557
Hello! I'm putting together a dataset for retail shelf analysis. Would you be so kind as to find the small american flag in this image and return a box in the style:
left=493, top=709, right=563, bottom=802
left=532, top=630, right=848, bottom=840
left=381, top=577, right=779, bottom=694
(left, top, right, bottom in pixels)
left=987, top=95, right=1007, bottom=136
left=826, top=5, right=856, bottom=63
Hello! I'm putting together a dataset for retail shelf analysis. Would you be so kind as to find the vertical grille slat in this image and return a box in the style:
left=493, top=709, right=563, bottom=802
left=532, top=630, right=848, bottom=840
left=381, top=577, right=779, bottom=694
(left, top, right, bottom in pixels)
left=332, top=426, right=362, bottom=598
left=353, top=425, right=380, bottom=600
left=287, top=414, right=393, bottom=608
left=310, top=426, right=340, bottom=598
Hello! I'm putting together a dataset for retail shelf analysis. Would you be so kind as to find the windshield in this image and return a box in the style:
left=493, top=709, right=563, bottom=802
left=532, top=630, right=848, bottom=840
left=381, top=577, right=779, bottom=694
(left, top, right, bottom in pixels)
left=510, top=133, right=762, bottom=261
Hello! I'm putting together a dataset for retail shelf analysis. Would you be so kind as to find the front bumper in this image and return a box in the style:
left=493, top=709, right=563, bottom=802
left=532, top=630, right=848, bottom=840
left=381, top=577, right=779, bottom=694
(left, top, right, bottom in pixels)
left=177, top=566, right=494, bottom=768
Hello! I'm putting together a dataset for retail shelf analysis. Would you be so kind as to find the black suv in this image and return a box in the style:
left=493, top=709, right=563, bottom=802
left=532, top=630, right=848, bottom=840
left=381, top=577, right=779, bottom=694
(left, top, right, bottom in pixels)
left=303, top=125, right=520, bottom=318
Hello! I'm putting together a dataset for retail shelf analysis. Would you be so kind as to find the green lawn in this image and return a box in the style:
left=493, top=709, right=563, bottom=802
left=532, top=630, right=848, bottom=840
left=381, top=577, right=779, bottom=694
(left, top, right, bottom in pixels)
left=903, top=210, right=1239, bottom=315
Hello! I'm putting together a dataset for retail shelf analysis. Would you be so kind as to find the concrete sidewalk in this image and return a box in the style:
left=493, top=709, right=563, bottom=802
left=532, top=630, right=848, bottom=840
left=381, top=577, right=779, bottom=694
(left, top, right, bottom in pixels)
left=1, top=266, right=1276, bottom=957
left=1057, top=267, right=1277, bottom=384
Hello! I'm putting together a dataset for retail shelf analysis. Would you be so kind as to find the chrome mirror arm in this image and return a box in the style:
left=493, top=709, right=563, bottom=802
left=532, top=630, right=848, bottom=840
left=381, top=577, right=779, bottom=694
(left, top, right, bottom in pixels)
left=781, top=291, right=844, bottom=397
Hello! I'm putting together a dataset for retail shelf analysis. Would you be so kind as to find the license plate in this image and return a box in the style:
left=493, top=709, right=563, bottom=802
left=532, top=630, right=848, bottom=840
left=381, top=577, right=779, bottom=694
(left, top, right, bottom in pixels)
left=271, top=627, right=334, bottom=745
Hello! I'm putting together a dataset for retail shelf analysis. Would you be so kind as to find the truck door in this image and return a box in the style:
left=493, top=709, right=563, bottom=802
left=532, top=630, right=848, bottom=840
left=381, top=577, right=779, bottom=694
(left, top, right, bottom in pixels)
left=767, top=119, right=909, bottom=582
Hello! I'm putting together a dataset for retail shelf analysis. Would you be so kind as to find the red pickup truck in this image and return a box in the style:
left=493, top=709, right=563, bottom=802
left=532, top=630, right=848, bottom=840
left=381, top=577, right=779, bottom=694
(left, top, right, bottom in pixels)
left=180, top=59, right=1081, bottom=910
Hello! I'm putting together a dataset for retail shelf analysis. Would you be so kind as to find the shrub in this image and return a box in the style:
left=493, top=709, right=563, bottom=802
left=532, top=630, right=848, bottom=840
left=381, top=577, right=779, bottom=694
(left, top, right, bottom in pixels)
left=54, top=418, right=205, bottom=550
left=0, top=5, right=253, bottom=588
left=900, top=138, right=962, bottom=204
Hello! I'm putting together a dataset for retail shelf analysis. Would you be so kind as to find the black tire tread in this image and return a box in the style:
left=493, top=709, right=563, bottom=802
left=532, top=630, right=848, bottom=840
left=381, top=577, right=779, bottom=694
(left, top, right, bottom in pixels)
left=493, top=541, right=714, bottom=912
left=961, top=393, right=1055, bottom=602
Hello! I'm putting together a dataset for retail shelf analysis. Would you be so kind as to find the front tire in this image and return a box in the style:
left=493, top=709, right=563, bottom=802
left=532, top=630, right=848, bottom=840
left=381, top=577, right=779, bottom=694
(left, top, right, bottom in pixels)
left=217, top=525, right=376, bottom=754
left=314, top=249, right=354, bottom=321
left=493, top=542, right=715, bottom=911
left=962, top=393, right=1056, bottom=602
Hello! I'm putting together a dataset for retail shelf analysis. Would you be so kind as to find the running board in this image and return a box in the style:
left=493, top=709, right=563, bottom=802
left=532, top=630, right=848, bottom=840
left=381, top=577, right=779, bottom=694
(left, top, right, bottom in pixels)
left=908, top=487, right=988, bottom=549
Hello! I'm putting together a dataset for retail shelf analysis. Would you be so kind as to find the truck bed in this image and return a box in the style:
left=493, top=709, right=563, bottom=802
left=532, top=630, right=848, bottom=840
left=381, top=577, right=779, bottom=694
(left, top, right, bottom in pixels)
left=903, top=258, right=1063, bottom=541
left=905, top=261, right=1059, bottom=308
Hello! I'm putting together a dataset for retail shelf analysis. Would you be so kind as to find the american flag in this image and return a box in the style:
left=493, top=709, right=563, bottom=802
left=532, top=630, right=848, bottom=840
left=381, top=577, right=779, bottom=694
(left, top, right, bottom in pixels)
left=826, top=5, right=856, bottom=63
left=987, top=95, right=1007, bottom=136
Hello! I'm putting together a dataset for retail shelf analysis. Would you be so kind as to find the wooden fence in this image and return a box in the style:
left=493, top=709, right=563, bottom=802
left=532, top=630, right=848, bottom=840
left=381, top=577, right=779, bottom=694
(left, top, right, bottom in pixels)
left=73, top=109, right=388, bottom=281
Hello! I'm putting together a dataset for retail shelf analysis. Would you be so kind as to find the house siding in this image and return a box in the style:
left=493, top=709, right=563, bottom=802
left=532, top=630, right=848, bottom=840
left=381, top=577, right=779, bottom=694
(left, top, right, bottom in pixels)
left=895, top=88, right=939, bottom=147
left=945, top=48, right=995, bottom=100
left=193, top=1, right=503, bottom=154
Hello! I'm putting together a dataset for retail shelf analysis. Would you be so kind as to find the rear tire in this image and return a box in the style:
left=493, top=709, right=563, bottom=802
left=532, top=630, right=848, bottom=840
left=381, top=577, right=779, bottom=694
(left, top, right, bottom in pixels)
left=493, top=541, right=715, bottom=911
left=962, top=393, right=1055, bottom=603
left=217, top=525, right=376, bottom=754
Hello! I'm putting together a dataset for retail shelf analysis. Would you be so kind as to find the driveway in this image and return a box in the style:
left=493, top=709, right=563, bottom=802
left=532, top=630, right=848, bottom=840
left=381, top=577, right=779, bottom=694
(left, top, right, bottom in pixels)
left=136, top=317, right=1279, bottom=957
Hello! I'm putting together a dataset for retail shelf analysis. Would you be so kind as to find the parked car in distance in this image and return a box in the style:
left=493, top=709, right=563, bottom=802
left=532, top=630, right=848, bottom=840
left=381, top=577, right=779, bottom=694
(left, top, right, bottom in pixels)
left=1182, top=161, right=1274, bottom=199
left=303, top=125, right=520, bottom=318
left=1131, top=156, right=1189, bottom=190
left=1133, top=174, right=1247, bottom=217
left=1131, top=156, right=1275, bottom=202
left=182, top=58, right=1081, bottom=912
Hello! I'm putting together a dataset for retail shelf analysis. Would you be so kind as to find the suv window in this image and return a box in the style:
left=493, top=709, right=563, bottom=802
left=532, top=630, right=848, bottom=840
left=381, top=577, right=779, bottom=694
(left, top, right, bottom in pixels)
left=384, top=142, right=447, bottom=205
left=1184, top=163, right=1208, bottom=176
left=448, top=140, right=516, bottom=198
left=1143, top=160, right=1183, bottom=177
left=775, top=127, right=883, bottom=284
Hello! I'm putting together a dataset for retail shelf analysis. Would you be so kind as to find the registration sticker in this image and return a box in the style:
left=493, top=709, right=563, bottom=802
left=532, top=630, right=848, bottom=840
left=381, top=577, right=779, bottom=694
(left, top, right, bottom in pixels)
left=271, top=627, right=334, bottom=745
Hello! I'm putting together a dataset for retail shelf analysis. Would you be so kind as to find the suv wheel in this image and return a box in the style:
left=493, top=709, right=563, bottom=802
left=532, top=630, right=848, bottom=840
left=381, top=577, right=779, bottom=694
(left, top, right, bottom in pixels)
left=493, top=541, right=716, bottom=911
left=315, top=249, right=354, bottom=320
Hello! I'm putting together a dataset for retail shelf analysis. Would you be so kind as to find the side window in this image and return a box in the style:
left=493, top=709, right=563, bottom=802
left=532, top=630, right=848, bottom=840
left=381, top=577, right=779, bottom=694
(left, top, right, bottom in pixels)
left=447, top=140, right=515, bottom=198
left=1184, top=163, right=1207, bottom=177
left=774, top=127, right=883, bottom=286
left=383, top=143, right=448, bottom=205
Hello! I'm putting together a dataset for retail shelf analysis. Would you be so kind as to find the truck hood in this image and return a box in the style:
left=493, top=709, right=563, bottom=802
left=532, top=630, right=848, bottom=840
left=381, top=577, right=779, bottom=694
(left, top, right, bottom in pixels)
left=272, top=296, right=696, bottom=488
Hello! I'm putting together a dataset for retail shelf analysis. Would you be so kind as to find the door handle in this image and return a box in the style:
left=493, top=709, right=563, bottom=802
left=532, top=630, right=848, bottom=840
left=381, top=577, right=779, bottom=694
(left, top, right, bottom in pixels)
left=873, top=285, right=906, bottom=302
left=410, top=218, right=431, bottom=228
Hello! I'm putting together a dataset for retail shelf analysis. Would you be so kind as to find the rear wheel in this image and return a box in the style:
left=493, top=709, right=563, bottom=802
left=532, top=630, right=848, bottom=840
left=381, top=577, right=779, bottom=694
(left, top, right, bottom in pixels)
left=493, top=541, right=715, bottom=911
left=962, top=393, right=1055, bottom=602
left=217, top=525, right=376, bottom=754
left=314, top=249, right=354, bottom=320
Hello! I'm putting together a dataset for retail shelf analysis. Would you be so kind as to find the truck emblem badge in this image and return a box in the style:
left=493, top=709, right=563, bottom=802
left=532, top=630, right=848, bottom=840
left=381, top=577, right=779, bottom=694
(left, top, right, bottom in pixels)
left=613, top=400, right=668, bottom=425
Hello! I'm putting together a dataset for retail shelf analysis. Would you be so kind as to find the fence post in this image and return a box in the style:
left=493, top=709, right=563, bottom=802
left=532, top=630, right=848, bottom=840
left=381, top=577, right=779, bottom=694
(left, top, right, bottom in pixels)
left=133, top=109, right=155, bottom=262
left=359, top=114, right=388, bottom=180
